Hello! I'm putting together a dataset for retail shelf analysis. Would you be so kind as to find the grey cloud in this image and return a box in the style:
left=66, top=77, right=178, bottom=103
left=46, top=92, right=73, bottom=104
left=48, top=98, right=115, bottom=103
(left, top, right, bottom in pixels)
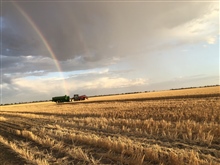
left=2, top=84, right=49, bottom=104
left=1, top=55, right=23, bottom=69
left=3, top=2, right=112, bottom=60
left=1, top=54, right=118, bottom=79
left=2, top=0, right=217, bottom=82
left=1, top=55, right=57, bottom=77
left=2, top=2, right=214, bottom=62
left=2, top=4, right=45, bottom=56
left=2, top=75, right=12, bottom=84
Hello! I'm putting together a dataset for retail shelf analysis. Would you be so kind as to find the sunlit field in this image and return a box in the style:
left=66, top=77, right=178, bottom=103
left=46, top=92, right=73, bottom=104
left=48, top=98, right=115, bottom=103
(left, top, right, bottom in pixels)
left=0, top=86, right=219, bottom=165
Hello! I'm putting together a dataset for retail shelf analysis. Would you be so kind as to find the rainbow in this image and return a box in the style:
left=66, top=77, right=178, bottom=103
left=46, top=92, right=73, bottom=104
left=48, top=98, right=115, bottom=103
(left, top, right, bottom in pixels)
left=12, top=2, right=69, bottom=95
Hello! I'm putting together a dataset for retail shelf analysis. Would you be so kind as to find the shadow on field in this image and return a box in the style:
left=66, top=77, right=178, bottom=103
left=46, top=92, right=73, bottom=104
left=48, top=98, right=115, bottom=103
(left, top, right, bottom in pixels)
left=0, top=111, right=102, bottom=119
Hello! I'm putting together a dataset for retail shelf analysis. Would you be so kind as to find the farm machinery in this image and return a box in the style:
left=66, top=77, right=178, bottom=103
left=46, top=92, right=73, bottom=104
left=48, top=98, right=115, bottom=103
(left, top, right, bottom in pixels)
left=52, top=94, right=88, bottom=103
left=52, top=95, right=70, bottom=103
left=71, top=94, right=88, bottom=101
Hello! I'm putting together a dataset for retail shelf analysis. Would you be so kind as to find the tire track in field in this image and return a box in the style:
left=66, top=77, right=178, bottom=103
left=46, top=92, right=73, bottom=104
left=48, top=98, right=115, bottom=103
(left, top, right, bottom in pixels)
left=0, top=142, right=28, bottom=165
left=53, top=116, right=220, bottom=147
left=31, top=127, right=116, bottom=164
left=0, top=123, right=91, bottom=164
left=0, top=115, right=103, bottom=164
left=0, top=119, right=72, bottom=164
left=42, top=124, right=220, bottom=164
left=42, top=121, right=220, bottom=164
left=13, top=108, right=218, bottom=163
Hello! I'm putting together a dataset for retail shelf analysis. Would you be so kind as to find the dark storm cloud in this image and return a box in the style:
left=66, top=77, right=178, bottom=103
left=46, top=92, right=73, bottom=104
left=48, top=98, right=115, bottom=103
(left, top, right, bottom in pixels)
left=1, top=1, right=216, bottom=86
left=2, top=2, right=113, bottom=61
left=2, top=3, right=46, bottom=56
left=2, top=1, right=212, bottom=62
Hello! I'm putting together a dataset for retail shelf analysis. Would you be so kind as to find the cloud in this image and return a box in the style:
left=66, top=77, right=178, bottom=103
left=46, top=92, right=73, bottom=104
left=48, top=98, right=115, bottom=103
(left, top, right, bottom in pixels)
left=3, top=2, right=217, bottom=62
left=159, top=2, right=218, bottom=47
left=1, top=54, right=119, bottom=81
left=1, top=70, right=147, bottom=103
left=65, top=68, right=147, bottom=91
left=2, top=74, right=12, bottom=84
left=1, top=55, right=56, bottom=76
left=80, top=77, right=146, bottom=89
left=207, top=36, right=217, bottom=44
left=14, top=78, right=62, bottom=94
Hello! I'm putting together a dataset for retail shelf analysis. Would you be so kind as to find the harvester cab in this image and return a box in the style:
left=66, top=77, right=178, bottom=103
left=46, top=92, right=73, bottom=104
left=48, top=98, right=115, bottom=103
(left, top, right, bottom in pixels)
left=73, top=94, right=80, bottom=101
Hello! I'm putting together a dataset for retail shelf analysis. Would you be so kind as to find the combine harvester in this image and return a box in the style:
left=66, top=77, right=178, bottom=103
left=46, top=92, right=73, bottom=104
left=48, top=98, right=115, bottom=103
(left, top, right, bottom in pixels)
left=71, top=94, right=88, bottom=101
left=52, top=94, right=88, bottom=103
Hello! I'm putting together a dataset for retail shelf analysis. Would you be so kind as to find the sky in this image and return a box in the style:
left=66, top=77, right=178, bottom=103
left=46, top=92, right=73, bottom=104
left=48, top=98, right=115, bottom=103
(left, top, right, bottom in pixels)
left=0, top=0, right=219, bottom=104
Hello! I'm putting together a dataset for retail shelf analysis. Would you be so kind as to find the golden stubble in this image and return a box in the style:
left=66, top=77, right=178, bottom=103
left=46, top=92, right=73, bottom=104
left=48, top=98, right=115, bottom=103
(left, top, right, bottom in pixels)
left=0, top=86, right=219, bottom=164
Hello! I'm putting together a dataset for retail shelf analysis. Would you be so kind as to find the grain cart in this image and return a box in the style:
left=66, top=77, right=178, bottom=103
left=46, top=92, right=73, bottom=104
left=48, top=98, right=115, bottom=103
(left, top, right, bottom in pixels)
left=71, top=94, right=88, bottom=101
left=52, top=95, right=70, bottom=103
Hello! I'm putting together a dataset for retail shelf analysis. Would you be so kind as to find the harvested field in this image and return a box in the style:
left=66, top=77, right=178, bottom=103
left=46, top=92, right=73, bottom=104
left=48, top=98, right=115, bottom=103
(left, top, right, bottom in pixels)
left=0, top=86, right=219, bottom=165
